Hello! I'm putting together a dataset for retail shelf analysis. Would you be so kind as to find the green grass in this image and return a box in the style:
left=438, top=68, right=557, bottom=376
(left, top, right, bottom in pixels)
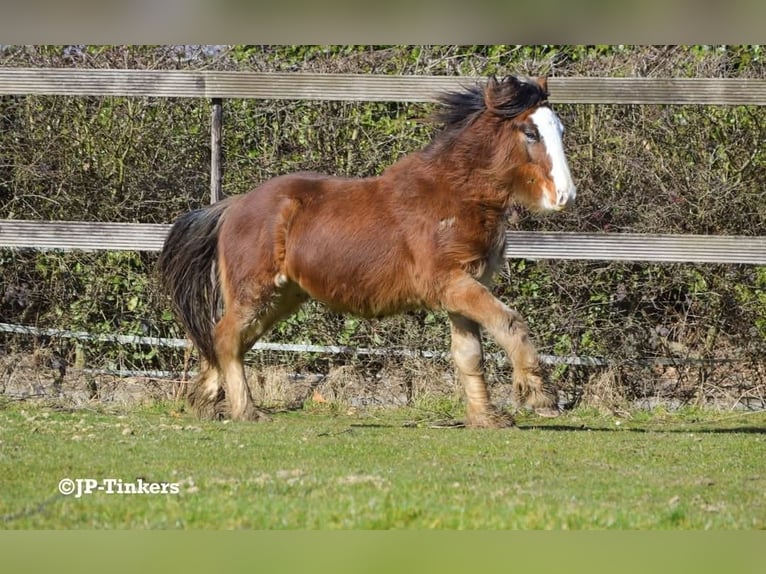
left=0, top=399, right=764, bottom=529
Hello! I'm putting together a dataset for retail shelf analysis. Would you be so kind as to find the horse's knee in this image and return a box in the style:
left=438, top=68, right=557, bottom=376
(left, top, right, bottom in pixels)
left=501, top=309, right=529, bottom=340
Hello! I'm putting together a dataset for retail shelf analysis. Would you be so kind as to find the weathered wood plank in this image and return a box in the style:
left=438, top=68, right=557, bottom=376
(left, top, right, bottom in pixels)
left=504, top=231, right=766, bottom=264
left=2, top=220, right=765, bottom=264
left=547, top=77, right=766, bottom=105
left=203, top=72, right=464, bottom=102
left=0, top=69, right=476, bottom=100
left=0, top=69, right=206, bottom=98
left=0, top=69, right=764, bottom=105
left=0, top=220, right=170, bottom=252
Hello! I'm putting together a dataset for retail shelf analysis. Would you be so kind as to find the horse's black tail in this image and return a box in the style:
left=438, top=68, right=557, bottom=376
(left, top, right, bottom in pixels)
left=158, top=199, right=233, bottom=367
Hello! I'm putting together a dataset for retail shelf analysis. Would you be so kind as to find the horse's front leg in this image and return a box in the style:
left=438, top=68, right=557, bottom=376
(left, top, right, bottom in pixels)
left=443, top=273, right=560, bottom=420
left=449, top=313, right=516, bottom=428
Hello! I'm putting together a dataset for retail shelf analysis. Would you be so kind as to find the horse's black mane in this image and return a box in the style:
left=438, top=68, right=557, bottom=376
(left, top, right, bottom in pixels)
left=433, top=75, right=548, bottom=131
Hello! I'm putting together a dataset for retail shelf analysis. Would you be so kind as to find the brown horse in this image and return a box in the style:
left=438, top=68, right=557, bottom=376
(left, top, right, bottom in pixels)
left=158, top=75, right=576, bottom=428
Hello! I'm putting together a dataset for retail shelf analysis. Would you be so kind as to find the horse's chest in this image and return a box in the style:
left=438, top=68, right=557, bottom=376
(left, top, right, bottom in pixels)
left=438, top=215, right=507, bottom=279
left=478, top=223, right=508, bottom=279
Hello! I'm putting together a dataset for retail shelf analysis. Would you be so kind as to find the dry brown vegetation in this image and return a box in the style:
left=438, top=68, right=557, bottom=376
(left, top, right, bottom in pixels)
left=1, top=45, right=764, bottom=411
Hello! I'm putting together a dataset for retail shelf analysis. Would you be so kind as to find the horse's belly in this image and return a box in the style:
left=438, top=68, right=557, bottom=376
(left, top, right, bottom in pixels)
left=286, top=243, right=425, bottom=318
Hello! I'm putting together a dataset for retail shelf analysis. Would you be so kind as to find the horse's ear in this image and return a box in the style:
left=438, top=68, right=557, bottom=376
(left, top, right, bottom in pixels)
left=483, top=75, right=502, bottom=110
left=509, top=75, right=548, bottom=98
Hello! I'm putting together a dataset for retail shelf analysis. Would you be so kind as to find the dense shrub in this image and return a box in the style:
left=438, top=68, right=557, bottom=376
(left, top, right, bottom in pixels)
left=1, top=45, right=764, bottom=406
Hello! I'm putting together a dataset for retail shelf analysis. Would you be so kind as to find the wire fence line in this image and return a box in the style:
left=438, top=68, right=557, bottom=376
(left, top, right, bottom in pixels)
left=0, top=321, right=738, bottom=380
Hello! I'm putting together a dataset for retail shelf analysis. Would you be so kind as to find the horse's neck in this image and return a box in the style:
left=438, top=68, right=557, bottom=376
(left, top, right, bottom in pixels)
left=402, top=148, right=513, bottom=213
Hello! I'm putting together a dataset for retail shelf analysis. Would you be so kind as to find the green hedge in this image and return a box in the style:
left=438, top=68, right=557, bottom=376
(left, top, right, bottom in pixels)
left=1, top=45, right=764, bottom=404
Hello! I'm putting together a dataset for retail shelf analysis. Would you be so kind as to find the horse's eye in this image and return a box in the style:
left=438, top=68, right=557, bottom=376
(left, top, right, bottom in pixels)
left=523, top=127, right=540, bottom=143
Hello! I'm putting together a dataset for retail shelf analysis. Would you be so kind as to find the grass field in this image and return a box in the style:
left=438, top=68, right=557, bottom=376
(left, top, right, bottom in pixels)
left=0, top=398, right=764, bottom=529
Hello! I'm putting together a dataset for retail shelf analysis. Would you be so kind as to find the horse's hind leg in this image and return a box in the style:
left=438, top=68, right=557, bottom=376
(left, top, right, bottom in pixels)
left=213, top=305, right=267, bottom=422
left=448, top=313, right=515, bottom=428
left=214, top=284, right=307, bottom=421
left=186, top=359, right=225, bottom=420
left=443, top=274, right=560, bottom=421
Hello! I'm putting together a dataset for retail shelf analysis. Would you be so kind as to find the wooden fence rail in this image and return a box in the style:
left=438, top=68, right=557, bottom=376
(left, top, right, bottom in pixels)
left=2, top=220, right=766, bottom=265
left=1, top=68, right=764, bottom=264
left=1, top=69, right=765, bottom=104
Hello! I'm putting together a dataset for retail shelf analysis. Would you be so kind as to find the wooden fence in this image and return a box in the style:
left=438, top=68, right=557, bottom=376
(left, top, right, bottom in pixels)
left=1, top=68, right=765, bottom=264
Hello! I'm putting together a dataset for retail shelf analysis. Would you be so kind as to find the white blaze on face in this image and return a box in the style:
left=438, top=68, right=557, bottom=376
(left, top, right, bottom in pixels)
left=530, top=106, right=577, bottom=210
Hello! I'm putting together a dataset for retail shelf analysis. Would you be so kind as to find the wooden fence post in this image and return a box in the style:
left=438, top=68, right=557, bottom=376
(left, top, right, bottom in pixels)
left=210, top=97, right=223, bottom=204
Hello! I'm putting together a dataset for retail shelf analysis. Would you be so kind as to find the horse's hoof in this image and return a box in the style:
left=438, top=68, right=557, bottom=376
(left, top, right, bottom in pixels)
left=240, top=405, right=272, bottom=422
left=465, top=409, right=517, bottom=429
left=189, top=399, right=225, bottom=421
left=534, top=406, right=561, bottom=418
